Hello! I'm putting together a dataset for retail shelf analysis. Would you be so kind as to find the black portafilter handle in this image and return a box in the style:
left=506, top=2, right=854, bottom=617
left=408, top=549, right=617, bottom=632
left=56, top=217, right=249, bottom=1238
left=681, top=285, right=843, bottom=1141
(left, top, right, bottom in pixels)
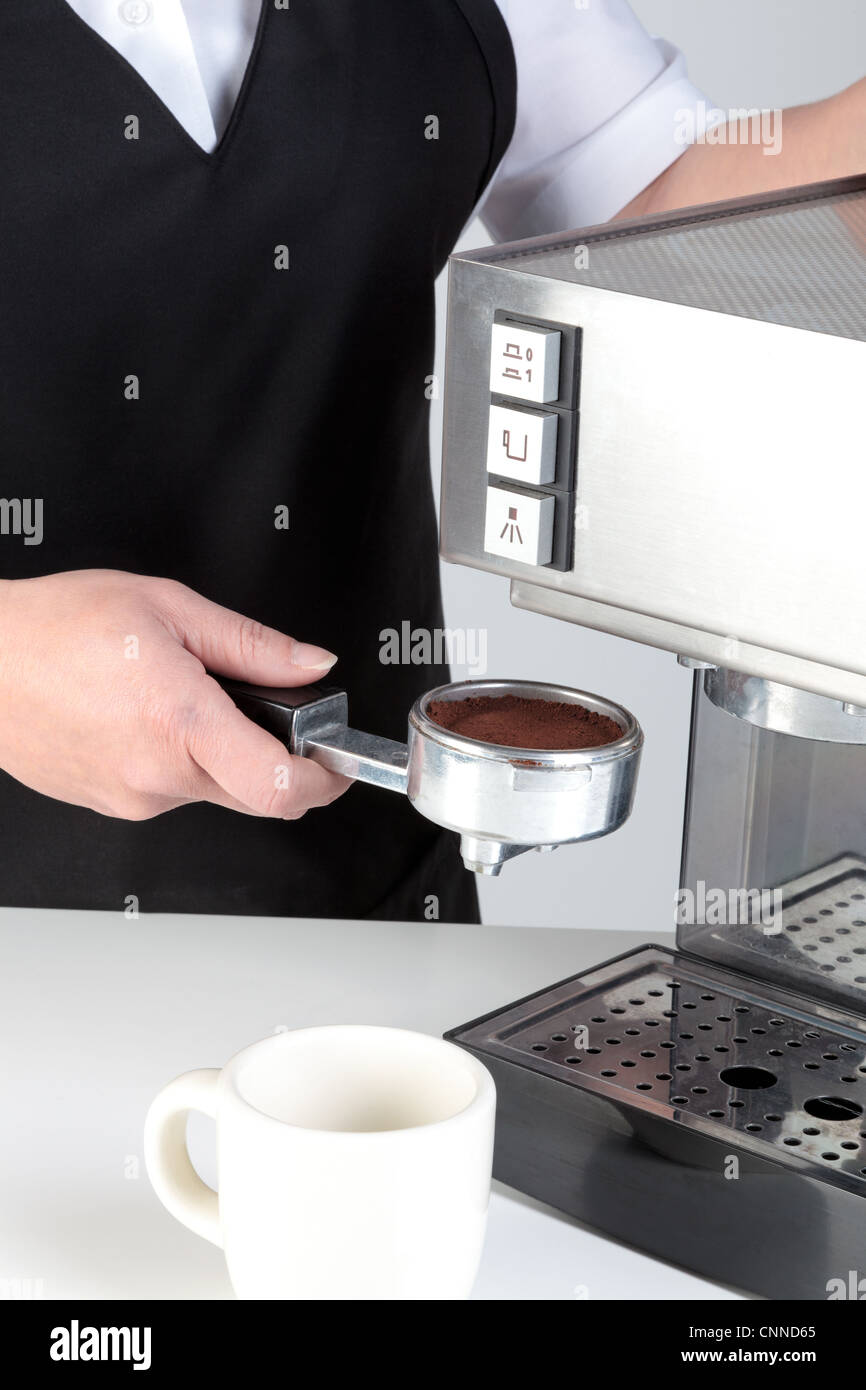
left=216, top=677, right=410, bottom=792
left=215, top=677, right=346, bottom=750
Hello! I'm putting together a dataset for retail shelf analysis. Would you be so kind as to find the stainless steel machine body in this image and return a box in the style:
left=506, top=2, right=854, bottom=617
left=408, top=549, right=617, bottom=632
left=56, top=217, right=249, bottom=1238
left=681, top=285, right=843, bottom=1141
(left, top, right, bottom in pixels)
left=440, top=176, right=866, bottom=1298
left=441, top=175, right=866, bottom=704
left=680, top=669, right=866, bottom=1016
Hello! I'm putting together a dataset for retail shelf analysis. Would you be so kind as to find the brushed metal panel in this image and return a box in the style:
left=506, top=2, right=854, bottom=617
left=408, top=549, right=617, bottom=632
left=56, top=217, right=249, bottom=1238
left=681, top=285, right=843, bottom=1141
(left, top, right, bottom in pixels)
left=509, top=582, right=866, bottom=708
left=441, top=256, right=866, bottom=690
left=493, top=183, right=866, bottom=340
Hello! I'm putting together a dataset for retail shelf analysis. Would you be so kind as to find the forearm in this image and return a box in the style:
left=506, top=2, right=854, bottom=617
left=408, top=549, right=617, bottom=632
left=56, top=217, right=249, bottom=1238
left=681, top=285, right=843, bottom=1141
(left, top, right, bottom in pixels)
left=617, top=77, right=866, bottom=220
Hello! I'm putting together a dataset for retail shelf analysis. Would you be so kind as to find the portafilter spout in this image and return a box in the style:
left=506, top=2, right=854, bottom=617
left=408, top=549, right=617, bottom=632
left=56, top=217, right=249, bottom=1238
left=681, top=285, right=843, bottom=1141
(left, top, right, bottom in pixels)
left=220, top=677, right=643, bottom=875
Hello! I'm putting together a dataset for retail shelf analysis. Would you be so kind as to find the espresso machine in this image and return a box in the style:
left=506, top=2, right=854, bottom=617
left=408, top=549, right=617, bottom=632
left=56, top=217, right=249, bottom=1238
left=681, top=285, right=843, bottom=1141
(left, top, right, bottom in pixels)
left=225, top=175, right=865, bottom=1298
left=436, top=175, right=866, bottom=1299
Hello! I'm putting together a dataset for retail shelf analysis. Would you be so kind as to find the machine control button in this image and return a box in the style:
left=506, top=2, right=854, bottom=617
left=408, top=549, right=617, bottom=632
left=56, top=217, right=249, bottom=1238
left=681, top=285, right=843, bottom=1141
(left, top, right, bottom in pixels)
left=484, top=486, right=555, bottom=565
left=489, top=322, right=561, bottom=403
left=486, top=404, right=557, bottom=486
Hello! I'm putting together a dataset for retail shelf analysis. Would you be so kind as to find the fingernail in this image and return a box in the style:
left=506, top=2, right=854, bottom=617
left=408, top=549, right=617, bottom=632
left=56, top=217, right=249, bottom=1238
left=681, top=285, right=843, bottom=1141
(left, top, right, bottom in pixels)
left=292, top=641, right=338, bottom=672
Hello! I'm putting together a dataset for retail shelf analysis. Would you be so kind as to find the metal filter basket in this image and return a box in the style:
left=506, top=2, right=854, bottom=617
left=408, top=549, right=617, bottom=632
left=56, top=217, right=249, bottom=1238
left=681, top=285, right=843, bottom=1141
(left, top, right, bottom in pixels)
left=408, top=679, right=643, bottom=873
left=222, top=676, right=643, bottom=874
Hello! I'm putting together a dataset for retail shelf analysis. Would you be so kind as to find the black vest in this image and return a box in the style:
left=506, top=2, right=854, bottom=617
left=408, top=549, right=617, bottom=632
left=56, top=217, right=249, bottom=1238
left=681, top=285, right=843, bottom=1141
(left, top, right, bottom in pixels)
left=0, top=0, right=516, bottom=919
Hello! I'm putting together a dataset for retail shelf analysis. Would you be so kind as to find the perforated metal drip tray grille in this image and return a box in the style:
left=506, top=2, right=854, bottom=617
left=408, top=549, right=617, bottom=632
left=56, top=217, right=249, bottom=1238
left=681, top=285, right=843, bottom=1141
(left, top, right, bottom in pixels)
left=451, top=946, right=866, bottom=1195
left=692, top=855, right=866, bottom=999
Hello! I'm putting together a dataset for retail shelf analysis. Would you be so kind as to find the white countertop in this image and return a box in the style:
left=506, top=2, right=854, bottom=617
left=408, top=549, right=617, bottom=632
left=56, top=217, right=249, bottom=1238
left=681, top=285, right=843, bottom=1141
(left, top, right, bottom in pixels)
left=0, top=909, right=742, bottom=1301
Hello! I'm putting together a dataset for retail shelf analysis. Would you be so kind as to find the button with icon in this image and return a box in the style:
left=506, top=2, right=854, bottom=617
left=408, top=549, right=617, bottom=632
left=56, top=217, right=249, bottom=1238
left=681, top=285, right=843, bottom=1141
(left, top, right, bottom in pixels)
left=483, top=485, right=555, bottom=565
left=486, top=403, right=557, bottom=485
left=489, top=322, right=561, bottom=403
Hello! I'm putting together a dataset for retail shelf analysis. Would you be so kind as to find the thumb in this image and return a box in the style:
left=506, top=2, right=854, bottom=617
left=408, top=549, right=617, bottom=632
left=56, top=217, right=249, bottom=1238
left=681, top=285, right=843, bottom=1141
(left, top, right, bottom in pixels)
left=166, top=585, right=337, bottom=687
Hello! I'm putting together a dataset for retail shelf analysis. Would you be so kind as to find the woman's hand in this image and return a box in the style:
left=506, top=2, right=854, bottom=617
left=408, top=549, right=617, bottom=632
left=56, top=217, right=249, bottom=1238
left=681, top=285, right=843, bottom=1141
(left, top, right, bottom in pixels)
left=0, top=570, right=350, bottom=820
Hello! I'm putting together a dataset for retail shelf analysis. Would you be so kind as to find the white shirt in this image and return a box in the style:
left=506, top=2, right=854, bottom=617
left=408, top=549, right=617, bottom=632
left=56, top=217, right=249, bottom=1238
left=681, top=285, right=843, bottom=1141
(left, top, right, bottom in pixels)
left=64, top=0, right=712, bottom=234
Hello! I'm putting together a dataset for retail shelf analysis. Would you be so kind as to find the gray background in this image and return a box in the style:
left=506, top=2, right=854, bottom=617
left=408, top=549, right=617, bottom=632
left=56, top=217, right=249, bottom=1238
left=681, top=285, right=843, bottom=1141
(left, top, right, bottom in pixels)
left=430, top=0, right=866, bottom=928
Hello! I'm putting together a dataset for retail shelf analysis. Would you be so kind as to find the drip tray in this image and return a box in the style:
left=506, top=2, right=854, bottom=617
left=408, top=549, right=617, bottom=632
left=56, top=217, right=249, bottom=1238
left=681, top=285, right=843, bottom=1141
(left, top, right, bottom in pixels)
left=688, top=854, right=866, bottom=1005
left=447, top=944, right=866, bottom=1297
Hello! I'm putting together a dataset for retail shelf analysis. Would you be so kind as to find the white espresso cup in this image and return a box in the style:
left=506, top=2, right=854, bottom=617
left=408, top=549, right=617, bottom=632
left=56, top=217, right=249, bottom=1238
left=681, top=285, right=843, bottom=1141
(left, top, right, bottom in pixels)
left=144, top=1025, right=496, bottom=1300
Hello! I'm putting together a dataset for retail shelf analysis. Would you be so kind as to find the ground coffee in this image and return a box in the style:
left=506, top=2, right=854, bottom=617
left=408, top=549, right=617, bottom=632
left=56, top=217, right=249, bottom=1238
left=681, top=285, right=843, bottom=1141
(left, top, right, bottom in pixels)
left=426, top=694, right=622, bottom=750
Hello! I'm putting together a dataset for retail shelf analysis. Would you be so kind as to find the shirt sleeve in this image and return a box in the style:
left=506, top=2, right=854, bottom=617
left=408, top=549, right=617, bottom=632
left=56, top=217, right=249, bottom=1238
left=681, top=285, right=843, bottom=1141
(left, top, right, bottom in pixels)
left=481, top=0, right=717, bottom=240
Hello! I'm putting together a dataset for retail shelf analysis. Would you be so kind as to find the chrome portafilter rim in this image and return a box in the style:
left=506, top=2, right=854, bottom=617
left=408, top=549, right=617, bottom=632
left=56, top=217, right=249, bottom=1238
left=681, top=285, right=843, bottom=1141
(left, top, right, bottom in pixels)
left=406, top=678, right=644, bottom=874
left=409, top=678, right=643, bottom=765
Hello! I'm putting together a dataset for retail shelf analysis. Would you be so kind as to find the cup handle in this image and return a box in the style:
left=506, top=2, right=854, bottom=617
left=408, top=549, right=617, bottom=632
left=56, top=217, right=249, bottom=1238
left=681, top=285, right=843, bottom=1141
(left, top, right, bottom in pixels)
left=144, top=1068, right=222, bottom=1248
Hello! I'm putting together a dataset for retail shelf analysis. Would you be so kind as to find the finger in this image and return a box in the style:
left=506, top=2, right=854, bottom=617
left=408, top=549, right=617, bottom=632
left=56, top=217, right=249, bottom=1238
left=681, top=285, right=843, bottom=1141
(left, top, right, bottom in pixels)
left=127, top=753, right=270, bottom=818
left=187, top=684, right=350, bottom=817
left=163, top=584, right=337, bottom=687
left=176, top=777, right=271, bottom=818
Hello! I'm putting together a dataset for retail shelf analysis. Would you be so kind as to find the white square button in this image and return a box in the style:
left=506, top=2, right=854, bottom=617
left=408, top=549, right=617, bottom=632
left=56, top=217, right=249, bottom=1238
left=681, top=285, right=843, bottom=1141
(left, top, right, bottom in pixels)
left=484, top=486, right=555, bottom=566
left=489, top=322, right=561, bottom=403
left=486, top=404, right=557, bottom=485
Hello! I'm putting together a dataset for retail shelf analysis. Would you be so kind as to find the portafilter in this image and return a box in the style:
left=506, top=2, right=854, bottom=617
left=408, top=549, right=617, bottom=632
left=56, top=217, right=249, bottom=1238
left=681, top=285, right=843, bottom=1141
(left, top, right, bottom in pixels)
left=221, top=677, right=643, bottom=875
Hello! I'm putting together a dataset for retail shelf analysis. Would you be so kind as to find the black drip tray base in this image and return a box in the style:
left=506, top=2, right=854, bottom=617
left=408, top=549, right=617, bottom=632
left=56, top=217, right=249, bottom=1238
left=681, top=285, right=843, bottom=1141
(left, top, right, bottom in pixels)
left=447, top=944, right=866, bottom=1299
